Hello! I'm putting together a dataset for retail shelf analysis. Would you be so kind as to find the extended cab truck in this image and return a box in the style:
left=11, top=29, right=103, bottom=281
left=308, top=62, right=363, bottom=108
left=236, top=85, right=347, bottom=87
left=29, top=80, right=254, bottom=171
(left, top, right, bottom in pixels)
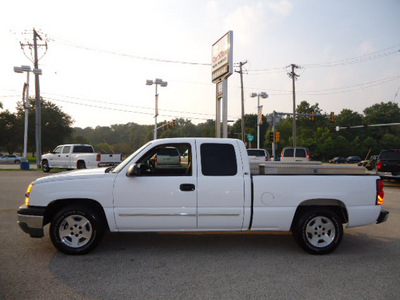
left=18, top=138, right=388, bottom=255
left=41, top=144, right=122, bottom=172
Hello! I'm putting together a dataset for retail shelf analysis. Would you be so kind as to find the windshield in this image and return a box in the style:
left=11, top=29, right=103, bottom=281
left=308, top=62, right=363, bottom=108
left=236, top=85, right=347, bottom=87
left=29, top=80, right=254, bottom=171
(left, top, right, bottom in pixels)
left=111, top=142, right=152, bottom=173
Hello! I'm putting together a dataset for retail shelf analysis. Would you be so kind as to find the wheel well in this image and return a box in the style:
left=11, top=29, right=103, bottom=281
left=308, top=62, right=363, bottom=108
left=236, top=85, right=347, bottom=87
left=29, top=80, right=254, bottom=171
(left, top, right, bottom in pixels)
left=290, top=199, right=348, bottom=231
left=77, top=160, right=86, bottom=168
left=43, top=199, right=109, bottom=230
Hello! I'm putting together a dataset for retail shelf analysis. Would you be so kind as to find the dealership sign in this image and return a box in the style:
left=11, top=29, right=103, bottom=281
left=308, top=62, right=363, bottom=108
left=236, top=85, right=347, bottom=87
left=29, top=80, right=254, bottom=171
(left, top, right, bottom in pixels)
left=212, top=31, right=233, bottom=83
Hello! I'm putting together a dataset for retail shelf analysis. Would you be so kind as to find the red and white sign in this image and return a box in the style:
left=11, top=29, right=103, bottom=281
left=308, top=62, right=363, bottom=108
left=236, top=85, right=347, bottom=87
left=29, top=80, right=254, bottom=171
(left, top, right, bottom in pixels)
left=212, top=31, right=233, bottom=83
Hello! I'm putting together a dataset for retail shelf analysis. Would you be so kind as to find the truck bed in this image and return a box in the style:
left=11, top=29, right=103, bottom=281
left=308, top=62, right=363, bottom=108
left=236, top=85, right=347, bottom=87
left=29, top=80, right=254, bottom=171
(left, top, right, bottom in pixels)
left=250, top=161, right=366, bottom=175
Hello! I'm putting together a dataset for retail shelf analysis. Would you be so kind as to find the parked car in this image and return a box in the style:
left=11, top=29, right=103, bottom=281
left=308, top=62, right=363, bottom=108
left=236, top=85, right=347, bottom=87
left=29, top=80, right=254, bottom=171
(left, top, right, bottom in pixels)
left=280, top=147, right=310, bottom=162
left=346, top=156, right=362, bottom=164
left=247, top=148, right=270, bottom=162
left=358, top=155, right=378, bottom=170
left=0, top=154, right=23, bottom=164
left=329, top=157, right=347, bottom=164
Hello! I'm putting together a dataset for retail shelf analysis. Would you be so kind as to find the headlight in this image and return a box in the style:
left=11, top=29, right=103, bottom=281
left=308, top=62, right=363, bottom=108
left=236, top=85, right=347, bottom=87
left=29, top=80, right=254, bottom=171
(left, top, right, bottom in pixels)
left=25, top=183, right=34, bottom=206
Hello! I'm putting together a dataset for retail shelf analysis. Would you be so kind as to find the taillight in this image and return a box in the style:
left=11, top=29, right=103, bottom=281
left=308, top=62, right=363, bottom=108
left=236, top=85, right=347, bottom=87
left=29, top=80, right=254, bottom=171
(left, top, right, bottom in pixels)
left=376, top=180, right=384, bottom=205
left=377, top=161, right=382, bottom=171
left=281, top=152, right=284, bottom=158
left=96, top=153, right=101, bottom=161
left=265, top=157, right=269, bottom=161
left=155, top=155, right=158, bottom=163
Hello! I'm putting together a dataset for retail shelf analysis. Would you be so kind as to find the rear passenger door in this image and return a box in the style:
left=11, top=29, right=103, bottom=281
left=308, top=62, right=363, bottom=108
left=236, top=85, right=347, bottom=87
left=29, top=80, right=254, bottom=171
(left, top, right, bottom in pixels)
left=196, top=141, right=246, bottom=230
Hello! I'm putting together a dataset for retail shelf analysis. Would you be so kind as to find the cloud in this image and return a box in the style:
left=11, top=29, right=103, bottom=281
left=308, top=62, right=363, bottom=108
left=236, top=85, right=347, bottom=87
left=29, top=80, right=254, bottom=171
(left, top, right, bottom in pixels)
left=223, top=3, right=267, bottom=47
left=267, top=0, right=293, bottom=17
left=357, top=40, right=375, bottom=55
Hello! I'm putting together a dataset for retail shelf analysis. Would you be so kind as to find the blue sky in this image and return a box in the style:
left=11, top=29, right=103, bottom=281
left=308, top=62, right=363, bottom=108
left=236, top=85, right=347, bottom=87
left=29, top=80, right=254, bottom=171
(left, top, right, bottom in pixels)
left=1, top=0, right=399, bottom=128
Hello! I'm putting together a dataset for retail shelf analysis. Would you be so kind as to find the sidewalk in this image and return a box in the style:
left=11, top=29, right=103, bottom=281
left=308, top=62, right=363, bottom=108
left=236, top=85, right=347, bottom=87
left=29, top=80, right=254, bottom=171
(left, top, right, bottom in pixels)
left=0, top=164, right=38, bottom=170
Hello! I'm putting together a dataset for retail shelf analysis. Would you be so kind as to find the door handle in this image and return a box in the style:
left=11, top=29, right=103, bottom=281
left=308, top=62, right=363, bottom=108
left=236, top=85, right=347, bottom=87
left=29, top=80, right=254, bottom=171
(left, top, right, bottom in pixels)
left=180, top=184, right=195, bottom=192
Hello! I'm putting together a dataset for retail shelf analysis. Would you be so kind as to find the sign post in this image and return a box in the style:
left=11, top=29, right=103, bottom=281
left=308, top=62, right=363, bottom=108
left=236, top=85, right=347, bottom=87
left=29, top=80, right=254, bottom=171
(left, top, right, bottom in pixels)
left=212, top=31, right=233, bottom=138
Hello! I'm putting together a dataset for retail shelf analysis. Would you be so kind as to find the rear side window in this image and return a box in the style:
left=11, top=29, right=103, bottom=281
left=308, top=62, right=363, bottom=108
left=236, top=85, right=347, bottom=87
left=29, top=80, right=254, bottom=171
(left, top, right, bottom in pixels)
left=158, top=148, right=179, bottom=156
left=201, top=143, right=237, bottom=176
left=283, top=148, right=294, bottom=157
left=296, top=149, right=307, bottom=158
left=380, top=150, right=400, bottom=160
left=247, top=150, right=265, bottom=157
left=73, top=146, right=94, bottom=153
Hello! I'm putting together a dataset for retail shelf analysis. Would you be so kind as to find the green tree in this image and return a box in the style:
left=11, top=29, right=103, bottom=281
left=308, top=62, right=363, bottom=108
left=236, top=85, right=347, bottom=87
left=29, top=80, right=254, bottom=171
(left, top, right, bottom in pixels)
left=0, top=110, right=21, bottom=153
left=363, top=101, right=400, bottom=139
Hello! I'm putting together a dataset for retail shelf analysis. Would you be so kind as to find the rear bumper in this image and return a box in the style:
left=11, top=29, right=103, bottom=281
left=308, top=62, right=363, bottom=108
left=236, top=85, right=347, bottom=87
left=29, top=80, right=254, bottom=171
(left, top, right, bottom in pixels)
left=376, top=209, right=389, bottom=224
left=17, top=205, right=46, bottom=238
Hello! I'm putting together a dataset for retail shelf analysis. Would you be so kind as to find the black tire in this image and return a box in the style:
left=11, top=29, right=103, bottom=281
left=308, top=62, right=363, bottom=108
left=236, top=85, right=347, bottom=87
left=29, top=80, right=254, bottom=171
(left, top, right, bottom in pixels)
left=77, top=161, right=86, bottom=169
left=292, top=208, right=343, bottom=255
left=15, top=160, right=21, bottom=164
left=42, top=160, right=51, bottom=172
left=50, top=205, right=105, bottom=255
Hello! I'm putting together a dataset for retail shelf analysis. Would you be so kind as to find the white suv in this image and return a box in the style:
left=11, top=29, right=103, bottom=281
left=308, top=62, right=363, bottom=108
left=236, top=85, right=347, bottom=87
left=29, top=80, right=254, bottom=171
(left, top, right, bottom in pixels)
left=247, top=149, right=270, bottom=163
left=280, top=147, right=310, bottom=162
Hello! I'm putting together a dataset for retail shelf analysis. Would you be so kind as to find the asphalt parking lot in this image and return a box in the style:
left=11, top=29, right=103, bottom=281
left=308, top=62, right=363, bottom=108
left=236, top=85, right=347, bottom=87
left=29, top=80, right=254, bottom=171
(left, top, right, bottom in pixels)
left=0, top=170, right=399, bottom=299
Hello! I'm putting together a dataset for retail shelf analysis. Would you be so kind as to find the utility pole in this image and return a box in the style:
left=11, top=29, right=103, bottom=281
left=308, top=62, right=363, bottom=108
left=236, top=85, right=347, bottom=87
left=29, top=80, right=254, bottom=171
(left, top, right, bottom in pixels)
left=287, top=64, right=300, bottom=147
left=33, top=29, right=42, bottom=168
left=20, top=28, right=47, bottom=168
left=235, top=61, right=247, bottom=143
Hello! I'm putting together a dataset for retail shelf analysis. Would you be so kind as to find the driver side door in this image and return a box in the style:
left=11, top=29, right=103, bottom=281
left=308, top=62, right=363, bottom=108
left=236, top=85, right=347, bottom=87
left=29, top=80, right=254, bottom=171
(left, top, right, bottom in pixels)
left=113, top=142, right=197, bottom=231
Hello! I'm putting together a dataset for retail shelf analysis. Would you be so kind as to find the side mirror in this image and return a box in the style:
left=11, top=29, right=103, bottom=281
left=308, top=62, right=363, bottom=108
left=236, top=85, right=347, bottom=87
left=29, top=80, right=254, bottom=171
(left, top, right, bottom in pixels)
left=127, top=164, right=140, bottom=177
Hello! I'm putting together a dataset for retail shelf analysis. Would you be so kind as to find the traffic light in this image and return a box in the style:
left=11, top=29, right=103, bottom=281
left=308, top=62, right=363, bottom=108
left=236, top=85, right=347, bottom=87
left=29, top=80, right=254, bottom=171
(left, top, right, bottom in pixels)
left=269, top=132, right=273, bottom=143
left=311, top=111, right=315, bottom=122
left=330, top=112, right=335, bottom=123
left=276, top=132, right=280, bottom=143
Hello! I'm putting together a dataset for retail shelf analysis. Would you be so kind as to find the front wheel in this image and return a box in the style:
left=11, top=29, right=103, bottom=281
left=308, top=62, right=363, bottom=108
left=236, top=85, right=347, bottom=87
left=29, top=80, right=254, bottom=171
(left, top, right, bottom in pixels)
left=42, top=160, right=51, bottom=172
left=50, top=205, right=105, bottom=255
left=292, top=208, right=343, bottom=255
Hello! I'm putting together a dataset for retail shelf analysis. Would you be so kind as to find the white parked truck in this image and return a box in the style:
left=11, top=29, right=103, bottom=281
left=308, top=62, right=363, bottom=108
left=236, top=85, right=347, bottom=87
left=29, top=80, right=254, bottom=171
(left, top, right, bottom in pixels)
left=41, top=144, right=122, bottom=172
left=18, top=138, right=388, bottom=255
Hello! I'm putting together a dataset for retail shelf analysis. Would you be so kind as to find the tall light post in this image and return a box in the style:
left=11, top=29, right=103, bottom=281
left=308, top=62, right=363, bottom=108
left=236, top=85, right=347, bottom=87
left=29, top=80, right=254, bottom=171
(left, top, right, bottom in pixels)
left=13, top=65, right=42, bottom=159
left=250, top=92, right=268, bottom=149
left=146, top=78, right=167, bottom=140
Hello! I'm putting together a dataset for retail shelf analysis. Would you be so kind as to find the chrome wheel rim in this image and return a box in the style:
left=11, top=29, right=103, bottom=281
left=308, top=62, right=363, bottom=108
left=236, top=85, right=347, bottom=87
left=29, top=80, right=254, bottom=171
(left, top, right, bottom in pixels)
left=59, top=215, right=93, bottom=248
left=305, top=216, right=336, bottom=247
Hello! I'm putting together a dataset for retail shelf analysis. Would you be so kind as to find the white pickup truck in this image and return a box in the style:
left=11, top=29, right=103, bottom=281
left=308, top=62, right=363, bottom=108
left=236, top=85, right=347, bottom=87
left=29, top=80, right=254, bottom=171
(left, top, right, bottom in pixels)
left=18, top=138, right=388, bottom=255
left=41, top=144, right=122, bottom=172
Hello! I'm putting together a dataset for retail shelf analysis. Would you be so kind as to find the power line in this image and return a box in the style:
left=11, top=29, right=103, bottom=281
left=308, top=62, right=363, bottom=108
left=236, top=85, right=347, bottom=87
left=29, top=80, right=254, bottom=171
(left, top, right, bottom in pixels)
left=248, top=43, right=400, bottom=73
left=43, top=95, right=235, bottom=122
left=41, top=92, right=216, bottom=118
left=49, top=36, right=211, bottom=66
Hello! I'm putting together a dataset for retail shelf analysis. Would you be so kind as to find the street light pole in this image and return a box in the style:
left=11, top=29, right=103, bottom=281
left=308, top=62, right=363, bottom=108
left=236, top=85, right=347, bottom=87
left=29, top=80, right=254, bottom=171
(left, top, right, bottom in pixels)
left=14, top=65, right=38, bottom=159
left=146, top=78, right=167, bottom=140
left=23, top=72, right=30, bottom=159
left=250, top=92, right=268, bottom=149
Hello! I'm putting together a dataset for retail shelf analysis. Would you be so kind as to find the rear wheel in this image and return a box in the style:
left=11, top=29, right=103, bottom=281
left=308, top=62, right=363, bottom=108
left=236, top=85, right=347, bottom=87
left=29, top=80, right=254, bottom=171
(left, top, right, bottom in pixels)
left=50, top=205, right=105, bottom=255
left=77, top=161, right=86, bottom=169
left=292, top=208, right=343, bottom=255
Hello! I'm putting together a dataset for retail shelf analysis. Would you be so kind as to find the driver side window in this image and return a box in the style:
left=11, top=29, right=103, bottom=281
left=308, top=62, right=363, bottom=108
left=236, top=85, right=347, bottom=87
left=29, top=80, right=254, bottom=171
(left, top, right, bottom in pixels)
left=135, top=143, right=192, bottom=176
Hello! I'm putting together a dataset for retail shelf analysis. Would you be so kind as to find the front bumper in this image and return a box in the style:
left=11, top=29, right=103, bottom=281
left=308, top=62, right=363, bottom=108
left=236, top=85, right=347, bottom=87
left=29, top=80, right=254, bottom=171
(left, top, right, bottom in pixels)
left=376, top=209, right=389, bottom=224
left=17, top=205, right=46, bottom=238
